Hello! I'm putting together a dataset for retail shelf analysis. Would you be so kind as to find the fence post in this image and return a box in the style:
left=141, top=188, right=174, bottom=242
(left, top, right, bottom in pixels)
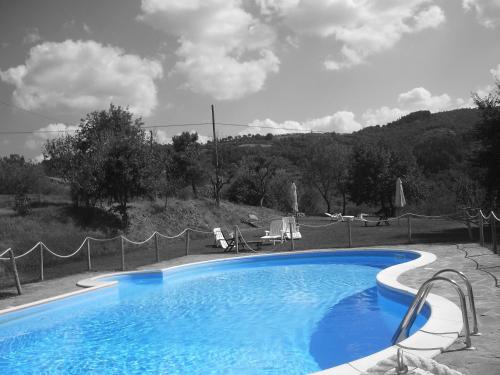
left=185, top=229, right=190, bottom=256
left=479, top=213, right=485, bottom=247
left=9, top=249, right=22, bottom=295
left=154, top=232, right=160, bottom=263
left=234, top=226, right=239, bottom=254
left=407, top=215, right=412, bottom=243
left=289, top=221, right=295, bottom=251
left=86, top=238, right=92, bottom=271
left=466, top=219, right=473, bottom=241
left=347, top=220, right=352, bottom=248
left=39, top=242, right=44, bottom=281
left=491, top=214, right=498, bottom=254
left=120, top=236, right=125, bottom=271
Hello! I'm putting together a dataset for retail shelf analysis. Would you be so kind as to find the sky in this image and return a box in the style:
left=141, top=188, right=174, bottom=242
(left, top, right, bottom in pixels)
left=1, top=0, right=500, bottom=160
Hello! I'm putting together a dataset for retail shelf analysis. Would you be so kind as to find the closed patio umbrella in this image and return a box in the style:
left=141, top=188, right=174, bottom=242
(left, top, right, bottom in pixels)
left=291, top=181, right=298, bottom=215
left=394, top=178, right=406, bottom=222
left=394, top=178, right=406, bottom=208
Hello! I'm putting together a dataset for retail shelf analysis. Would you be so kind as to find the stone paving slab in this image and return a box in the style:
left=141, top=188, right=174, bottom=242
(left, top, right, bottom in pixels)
left=0, top=244, right=499, bottom=374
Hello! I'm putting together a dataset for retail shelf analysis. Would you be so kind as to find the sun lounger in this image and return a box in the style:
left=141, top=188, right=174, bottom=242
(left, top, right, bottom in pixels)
left=213, top=228, right=235, bottom=252
left=325, top=212, right=342, bottom=221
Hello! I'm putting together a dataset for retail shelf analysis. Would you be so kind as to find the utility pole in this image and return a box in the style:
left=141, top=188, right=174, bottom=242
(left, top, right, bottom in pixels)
left=212, top=104, right=220, bottom=206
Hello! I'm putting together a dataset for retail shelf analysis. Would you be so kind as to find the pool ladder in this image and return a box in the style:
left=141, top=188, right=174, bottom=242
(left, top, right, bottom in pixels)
left=392, top=269, right=479, bottom=350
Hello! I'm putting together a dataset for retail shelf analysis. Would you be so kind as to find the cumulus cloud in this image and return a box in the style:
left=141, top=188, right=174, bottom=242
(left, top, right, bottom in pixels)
left=25, top=123, right=79, bottom=151
left=257, top=0, right=445, bottom=70
left=491, top=63, right=500, bottom=80
left=463, top=0, right=500, bottom=28
left=244, top=111, right=361, bottom=135
left=22, top=27, right=42, bottom=44
left=0, top=40, right=163, bottom=117
left=362, top=87, right=468, bottom=126
left=139, top=0, right=279, bottom=100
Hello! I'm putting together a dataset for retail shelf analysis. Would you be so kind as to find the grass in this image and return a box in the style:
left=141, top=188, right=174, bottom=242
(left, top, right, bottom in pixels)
left=0, top=195, right=494, bottom=290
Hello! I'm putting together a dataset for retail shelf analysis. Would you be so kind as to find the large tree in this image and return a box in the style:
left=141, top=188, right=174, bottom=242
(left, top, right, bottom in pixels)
left=302, top=139, right=351, bottom=213
left=44, top=104, right=149, bottom=224
left=171, top=132, right=205, bottom=198
left=349, top=141, right=421, bottom=216
left=472, top=83, right=500, bottom=208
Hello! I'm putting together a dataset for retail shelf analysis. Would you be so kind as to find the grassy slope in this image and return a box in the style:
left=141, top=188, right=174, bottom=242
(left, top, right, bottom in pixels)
left=0, top=197, right=282, bottom=257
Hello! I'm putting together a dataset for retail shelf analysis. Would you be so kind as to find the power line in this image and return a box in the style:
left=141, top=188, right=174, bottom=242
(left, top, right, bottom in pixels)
left=0, top=121, right=325, bottom=135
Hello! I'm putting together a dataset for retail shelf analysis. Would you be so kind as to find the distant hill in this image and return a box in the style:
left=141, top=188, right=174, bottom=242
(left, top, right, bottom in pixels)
left=347, top=108, right=480, bottom=148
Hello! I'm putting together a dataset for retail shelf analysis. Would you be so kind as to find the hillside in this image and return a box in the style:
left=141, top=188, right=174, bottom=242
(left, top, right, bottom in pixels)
left=0, top=197, right=282, bottom=260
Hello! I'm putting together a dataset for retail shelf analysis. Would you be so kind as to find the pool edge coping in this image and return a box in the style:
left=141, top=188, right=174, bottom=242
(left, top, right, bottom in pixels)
left=0, top=248, right=463, bottom=374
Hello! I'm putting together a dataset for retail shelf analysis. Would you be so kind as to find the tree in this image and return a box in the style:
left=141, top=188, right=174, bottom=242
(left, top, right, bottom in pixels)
left=171, top=132, right=205, bottom=198
left=472, top=83, right=500, bottom=208
left=0, top=154, right=46, bottom=214
left=44, top=104, right=149, bottom=224
left=227, top=154, right=281, bottom=207
left=302, top=139, right=351, bottom=213
left=349, top=142, right=420, bottom=216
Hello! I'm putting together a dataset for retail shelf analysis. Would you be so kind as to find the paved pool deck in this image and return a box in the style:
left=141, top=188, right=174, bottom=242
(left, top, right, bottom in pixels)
left=0, top=243, right=499, bottom=375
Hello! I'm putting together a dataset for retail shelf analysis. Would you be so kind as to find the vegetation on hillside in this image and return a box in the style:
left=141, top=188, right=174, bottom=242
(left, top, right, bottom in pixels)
left=1, top=82, right=499, bottom=227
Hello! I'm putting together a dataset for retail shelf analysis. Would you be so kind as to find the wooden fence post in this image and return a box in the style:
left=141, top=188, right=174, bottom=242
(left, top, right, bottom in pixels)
left=479, top=214, right=485, bottom=247
left=491, top=214, right=498, bottom=254
left=87, top=238, right=92, bottom=271
left=9, top=249, right=22, bottom=295
left=120, top=236, right=125, bottom=271
left=154, top=232, right=160, bottom=263
left=234, top=226, right=239, bottom=254
left=39, top=242, right=44, bottom=281
left=407, top=215, right=412, bottom=243
left=347, top=220, right=352, bottom=248
left=185, top=229, right=190, bottom=256
left=466, top=219, right=473, bottom=241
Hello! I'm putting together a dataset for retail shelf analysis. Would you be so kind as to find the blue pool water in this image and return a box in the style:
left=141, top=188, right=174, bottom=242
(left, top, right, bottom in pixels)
left=0, top=251, right=429, bottom=374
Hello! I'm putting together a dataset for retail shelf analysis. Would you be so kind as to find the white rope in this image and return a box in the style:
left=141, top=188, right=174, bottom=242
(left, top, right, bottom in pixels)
left=362, top=352, right=464, bottom=375
left=12, top=242, right=43, bottom=260
left=492, top=211, right=500, bottom=222
left=41, top=241, right=85, bottom=259
left=301, top=221, right=343, bottom=228
left=121, top=232, right=157, bottom=245
left=156, top=229, right=188, bottom=239
left=480, top=210, right=491, bottom=220
left=86, top=235, right=122, bottom=242
left=0, top=248, right=12, bottom=261
left=236, top=227, right=257, bottom=252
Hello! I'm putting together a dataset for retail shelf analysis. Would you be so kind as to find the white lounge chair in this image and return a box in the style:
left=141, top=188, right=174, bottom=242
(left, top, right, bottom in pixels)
left=261, top=219, right=286, bottom=244
left=283, top=216, right=302, bottom=240
left=325, top=212, right=342, bottom=221
left=213, top=228, right=235, bottom=251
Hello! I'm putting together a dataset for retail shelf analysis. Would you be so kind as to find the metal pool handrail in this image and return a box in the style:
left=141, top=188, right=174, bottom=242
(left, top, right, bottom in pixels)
left=430, top=269, right=479, bottom=335
left=392, top=276, right=474, bottom=349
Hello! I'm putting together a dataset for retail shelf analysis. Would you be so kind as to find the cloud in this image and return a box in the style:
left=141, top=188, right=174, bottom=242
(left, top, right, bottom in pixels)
left=491, top=63, right=500, bottom=80
left=258, top=0, right=445, bottom=70
left=139, top=0, right=279, bottom=100
left=463, top=0, right=500, bottom=28
left=0, top=40, right=163, bottom=117
left=25, top=123, right=79, bottom=151
left=244, top=111, right=361, bottom=135
left=362, top=87, right=469, bottom=126
left=23, top=27, right=42, bottom=45
left=83, top=23, right=92, bottom=34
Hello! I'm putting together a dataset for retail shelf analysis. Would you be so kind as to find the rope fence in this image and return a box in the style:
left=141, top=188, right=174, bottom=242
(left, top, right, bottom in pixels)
left=0, top=209, right=498, bottom=295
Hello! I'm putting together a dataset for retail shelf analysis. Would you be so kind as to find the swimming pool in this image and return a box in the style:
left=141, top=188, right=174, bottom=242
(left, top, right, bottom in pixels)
left=0, top=250, right=432, bottom=374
